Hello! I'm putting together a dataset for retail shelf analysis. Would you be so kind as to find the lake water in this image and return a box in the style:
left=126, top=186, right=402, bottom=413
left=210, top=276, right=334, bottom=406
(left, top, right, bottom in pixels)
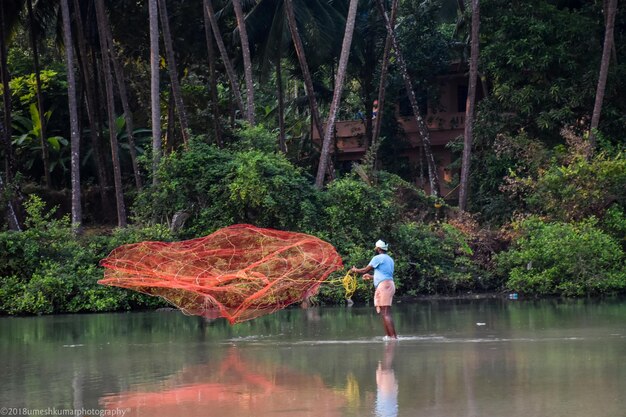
left=1, top=298, right=625, bottom=417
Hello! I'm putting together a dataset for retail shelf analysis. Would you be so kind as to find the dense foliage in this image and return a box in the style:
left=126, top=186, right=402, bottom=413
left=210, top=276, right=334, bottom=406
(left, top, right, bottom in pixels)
left=1, top=0, right=625, bottom=315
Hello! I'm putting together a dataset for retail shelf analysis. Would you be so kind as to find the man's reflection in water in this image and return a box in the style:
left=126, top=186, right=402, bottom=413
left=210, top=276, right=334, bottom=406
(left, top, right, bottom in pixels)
left=375, top=341, right=398, bottom=417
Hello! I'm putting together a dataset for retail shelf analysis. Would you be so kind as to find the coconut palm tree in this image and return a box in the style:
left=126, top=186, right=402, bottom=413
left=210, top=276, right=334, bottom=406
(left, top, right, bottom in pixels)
left=0, top=0, right=21, bottom=185
left=204, top=0, right=245, bottom=118
left=95, top=0, right=126, bottom=227
left=590, top=0, right=618, bottom=148
left=459, top=0, right=479, bottom=211
left=157, top=0, right=190, bottom=145
left=244, top=0, right=344, bottom=154
left=315, top=0, right=359, bottom=188
left=70, top=0, right=110, bottom=208
left=375, top=0, right=440, bottom=196
left=99, top=7, right=142, bottom=189
left=232, top=0, right=255, bottom=124
left=201, top=0, right=222, bottom=147
left=60, top=0, right=82, bottom=230
left=149, top=0, right=161, bottom=183
left=372, top=0, right=398, bottom=147
left=25, top=0, right=51, bottom=188
left=283, top=0, right=324, bottom=159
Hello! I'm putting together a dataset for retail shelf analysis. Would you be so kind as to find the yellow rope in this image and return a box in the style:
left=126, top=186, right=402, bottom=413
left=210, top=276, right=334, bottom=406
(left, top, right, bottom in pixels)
left=342, top=271, right=358, bottom=300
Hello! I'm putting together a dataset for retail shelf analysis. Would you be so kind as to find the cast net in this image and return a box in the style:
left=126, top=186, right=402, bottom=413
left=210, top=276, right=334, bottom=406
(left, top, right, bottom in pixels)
left=98, top=224, right=343, bottom=324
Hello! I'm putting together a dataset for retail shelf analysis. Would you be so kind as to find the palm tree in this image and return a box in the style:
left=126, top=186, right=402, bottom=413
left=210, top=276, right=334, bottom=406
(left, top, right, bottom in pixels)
left=95, top=0, right=126, bottom=227
left=25, top=0, right=51, bottom=188
left=0, top=1, right=19, bottom=183
left=203, top=0, right=245, bottom=118
left=372, top=0, right=398, bottom=147
left=459, top=0, right=479, bottom=211
left=202, top=0, right=222, bottom=147
left=589, top=0, right=617, bottom=148
left=149, top=0, right=161, bottom=183
left=157, top=0, right=190, bottom=145
left=232, top=0, right=255, bottom=124
left=60, top=0, right=82, bottom=230
left=100, top=7, right=142, bottom=189
left=315, top=0, right=359, bottom=188
left=70, top=0, right=110, bottom=208
left=375, top=0, right=440, bottom=196
left=0, top=172, right=20, bottom=230
left=283, top=0, right=324, bottom=157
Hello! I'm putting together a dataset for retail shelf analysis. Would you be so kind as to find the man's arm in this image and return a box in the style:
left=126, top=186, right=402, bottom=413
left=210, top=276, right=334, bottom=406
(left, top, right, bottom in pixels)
left=351, top=264, right=373, bottom=275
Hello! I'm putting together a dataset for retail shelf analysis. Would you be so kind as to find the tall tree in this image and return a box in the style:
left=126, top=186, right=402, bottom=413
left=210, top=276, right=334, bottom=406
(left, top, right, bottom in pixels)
left=589, top=0, right=618, bottom=148
left=202, top=0, right=223, bottom=147
left=376, top=0, right=441, bottom=196
left=149, top=0, right=161, bottom=184
left=315, top=0, right=359, bottom=188
left=0, top=1, right=16, bottom=183
left=26, top=0, right=51, bottom=188
left=157, top=0, right=190, bottom=145
left=0, top=0, right=21, bottom=231
left=276, top=56, right=287, bottom=153
left=101, top=8, right=142, bottom=189
left=71, top=0, right=110, bottom=209
left=0, top=172, right=20, bottom=230
left=232, top=0, right=255, bottom=124
left=60, top=0, right=82, bottom=230
left=204, top=0, right=245, bottom=118
left=284, top=0, right=324, bottom=160
left=95, top=0, right=126, bottom=227
left=459, top=0, right=480, bottom=211
left=372, top=0, right=398, bottom=147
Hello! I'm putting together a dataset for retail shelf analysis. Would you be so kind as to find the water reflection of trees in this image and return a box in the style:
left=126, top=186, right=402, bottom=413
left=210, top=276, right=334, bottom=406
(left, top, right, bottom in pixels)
left=100, top=347, right=347, bottom=417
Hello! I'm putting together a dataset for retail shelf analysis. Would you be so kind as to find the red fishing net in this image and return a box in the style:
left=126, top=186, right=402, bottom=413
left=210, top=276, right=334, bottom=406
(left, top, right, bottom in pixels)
left=98, top=224, right=343, bottom=324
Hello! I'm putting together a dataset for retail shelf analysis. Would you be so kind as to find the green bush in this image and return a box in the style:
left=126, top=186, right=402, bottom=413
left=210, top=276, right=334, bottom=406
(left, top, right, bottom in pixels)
left=134, top=128, right=319, bottom=236
left=392, top=221, right=484, bottom=295
left=527, top=151, right=626, bottom=221
left=0, top=195, right=170, bottom=315
left=496, top=216, right=626, bottom=296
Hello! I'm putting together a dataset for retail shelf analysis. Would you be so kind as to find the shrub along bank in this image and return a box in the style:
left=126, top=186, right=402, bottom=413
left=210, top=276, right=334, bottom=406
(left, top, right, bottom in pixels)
left=1, top=127, right=625, bottom=315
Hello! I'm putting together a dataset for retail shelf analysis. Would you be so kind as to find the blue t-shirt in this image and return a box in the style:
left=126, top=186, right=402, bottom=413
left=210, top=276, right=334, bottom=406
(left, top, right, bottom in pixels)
left=368, top=253, right=394, bottom=287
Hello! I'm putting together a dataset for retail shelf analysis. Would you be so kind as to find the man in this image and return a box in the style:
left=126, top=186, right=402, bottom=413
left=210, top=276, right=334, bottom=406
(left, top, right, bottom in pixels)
left=351, top=240, right=397, bottom=339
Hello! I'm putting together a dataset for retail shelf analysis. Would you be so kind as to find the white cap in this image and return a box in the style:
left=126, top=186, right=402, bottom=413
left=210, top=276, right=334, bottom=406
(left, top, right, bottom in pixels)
left=375, top=240, right=388, bottom=251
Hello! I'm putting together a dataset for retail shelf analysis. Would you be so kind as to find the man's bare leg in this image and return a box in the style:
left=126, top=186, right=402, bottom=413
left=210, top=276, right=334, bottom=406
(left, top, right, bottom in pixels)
left=379, top=306, right=397, bottom=339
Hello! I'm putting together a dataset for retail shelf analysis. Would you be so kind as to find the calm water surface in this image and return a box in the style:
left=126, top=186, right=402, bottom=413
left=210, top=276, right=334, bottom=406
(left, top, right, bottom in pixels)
left=1, top=299, right=625, bottom=417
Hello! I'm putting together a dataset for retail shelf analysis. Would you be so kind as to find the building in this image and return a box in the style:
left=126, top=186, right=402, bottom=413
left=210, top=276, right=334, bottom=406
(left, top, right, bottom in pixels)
left=313, top=67, right=479, bottom=199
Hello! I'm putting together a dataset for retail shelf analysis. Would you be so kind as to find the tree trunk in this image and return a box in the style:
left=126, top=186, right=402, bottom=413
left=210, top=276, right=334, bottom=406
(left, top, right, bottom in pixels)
left=372, top=0, right=398, bottom=146
left=101, top=9, right=142, bottom=190
left=277, top=57, right=287, bottom=153
left=284, top=0, right=326, bottom=149
left=376, top=0, right=441, bottom=196
left=0, top=173, right=20, bottom=230
left=26, top=0, right=51, bottom=188
left=60, top=0, right=83, bottom=231
left=157, top=0, right=190, bottom=145
left=589, top=0, right=617, bottom=148
left=149, top=0, right=162, bottom=184
left=72, top=0, right=109, bottom=209
left=459, top=0, right=480, bottom=211
left=166, top=84, right=176, bottom=151
left=202, top=0, right=223, bottom=147
left=95, top=0, right=127, bottom=227
left=203, top=0, right=245, bottom=118
left=315, top=0, right=359, bottom=188
left=232, top=0, right=255, bottom=125
left=0, top=2, right=16, bottom=182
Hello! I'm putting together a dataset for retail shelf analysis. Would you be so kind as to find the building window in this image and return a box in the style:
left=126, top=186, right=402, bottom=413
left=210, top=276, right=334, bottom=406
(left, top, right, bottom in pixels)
left=457, top=85, right=468, bottom=112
